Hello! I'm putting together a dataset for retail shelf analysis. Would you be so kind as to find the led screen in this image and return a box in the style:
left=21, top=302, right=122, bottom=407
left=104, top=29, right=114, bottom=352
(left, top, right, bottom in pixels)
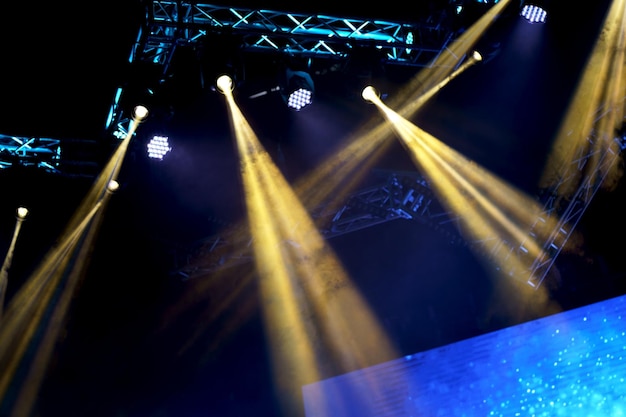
left=303, top=294, right=626, bottom=416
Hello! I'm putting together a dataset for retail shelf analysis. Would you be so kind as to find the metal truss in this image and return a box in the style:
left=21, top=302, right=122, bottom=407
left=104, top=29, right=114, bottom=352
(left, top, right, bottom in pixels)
left=9, top=0, right=613, bottom=290
left=0, top=134, right=104, bottom=178
left=140, top=1, right=457, bottom=69
left=171, top=120, right=625, bottom=288
left=310, top=169, right=462, bottom=240
left=106, top=1, right=463, bottom=136
left=467, top=99, right=626, bottom=289
left=170, top=169, right=464, bottom=280
left=481, top=130, right=625, bottom=289
left=1, top=3, right=618, bottom=292
left=0, top=134, right=62, bottom=174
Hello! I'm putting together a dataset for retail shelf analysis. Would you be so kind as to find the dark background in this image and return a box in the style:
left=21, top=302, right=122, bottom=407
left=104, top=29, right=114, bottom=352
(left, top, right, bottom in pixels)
left=1, top=1, right=624, bottom=416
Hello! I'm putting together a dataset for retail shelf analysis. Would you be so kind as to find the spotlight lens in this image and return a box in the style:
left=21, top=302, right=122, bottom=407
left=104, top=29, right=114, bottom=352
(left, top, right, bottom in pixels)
left=134, top=105, right=149, bottom=120
left=147, top=135, right=172, bottom=160
left=107, top=180, right=120, bottom=192
left=521, top=4, right=547, bottom=23
left=217, top=75, right=233, bottom=94
left=287, top=88, right=313, bottom=111
left=472, top=51, right=482, bottom=62
left=16, top=207, right=28, bottom=219
left=362, top=86, right=378, bottom=102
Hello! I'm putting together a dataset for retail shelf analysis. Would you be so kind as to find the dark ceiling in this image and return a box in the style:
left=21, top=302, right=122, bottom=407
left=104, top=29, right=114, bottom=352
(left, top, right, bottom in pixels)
left=1, top=1, right=624, bottom=417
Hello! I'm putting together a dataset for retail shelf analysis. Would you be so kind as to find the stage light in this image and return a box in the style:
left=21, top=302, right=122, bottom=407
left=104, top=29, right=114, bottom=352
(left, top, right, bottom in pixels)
left=520, top=1, right=549, bottom=23
left=287, top=88, right=312, bottom=111
left=283, top=69, right=314, bottom=111
left=133, top=105, right=149, bottom=122
left=147, top=135, right=171, bottom=160
left=362, top=49, right=482, bottom=107
left=0, top=206, right=29, bottom=319
left=107, top=180, right=120, bottom=193
left=16, top=207, right=28, bottom=220
left=216, top=74, right=234, bottom=94
left=362, top=86, right=379, bottom=103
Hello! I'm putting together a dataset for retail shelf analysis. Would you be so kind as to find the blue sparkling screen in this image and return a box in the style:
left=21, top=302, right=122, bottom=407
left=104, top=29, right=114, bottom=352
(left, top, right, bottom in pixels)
left=302, top=294, right=626, bottom=417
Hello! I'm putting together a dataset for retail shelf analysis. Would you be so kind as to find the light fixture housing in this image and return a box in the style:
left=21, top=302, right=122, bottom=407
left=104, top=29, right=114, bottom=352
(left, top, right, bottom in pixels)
left=216, top=74, right=234, bottom=94
left=147, top=135, right=172, bottom=160
left=107, top=180, right=120, bottom=193
left=362, top=86, right=379, bottom=103
left=133, top=105, right=149, bottom=122
left=16, top=207, right=28, bottom=220
left=520, top=0, right=550, bottom=23
left=283, top=69, right=314, bottom=111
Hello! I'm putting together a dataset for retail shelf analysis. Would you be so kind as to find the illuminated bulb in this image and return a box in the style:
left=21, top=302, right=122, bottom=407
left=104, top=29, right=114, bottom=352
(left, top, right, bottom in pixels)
left=362, top=86, right=379, bottom=102
left=217, top=75, right=233, bottom=94
left=472, top=51, right=482, bottom=62
left=133, top=105, right=149, bottom=121
left=107, top=180, right=120, bottom=193
left=287, top=88, right=312, bottom=110
left=16, top=207, right=28, bottom=219
left=521, top=4, right=547, bottom=23
left=147, top=135, right=171, bottom=160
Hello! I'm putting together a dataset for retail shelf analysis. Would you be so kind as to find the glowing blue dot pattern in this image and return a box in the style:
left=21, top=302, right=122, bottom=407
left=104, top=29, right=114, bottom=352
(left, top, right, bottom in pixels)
left=287, top=88, right=313, bottom=111
left=303, top=295, right=626, bottom=417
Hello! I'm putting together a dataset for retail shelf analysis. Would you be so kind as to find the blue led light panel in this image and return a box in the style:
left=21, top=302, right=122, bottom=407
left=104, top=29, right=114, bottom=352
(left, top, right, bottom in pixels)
left=147, top=135, right=172, bottom=160
left=287, top=88, right=313, bottom=111
left=303, top=294, right=626, bottom=416
left=521, top=5, right=547, bottom=23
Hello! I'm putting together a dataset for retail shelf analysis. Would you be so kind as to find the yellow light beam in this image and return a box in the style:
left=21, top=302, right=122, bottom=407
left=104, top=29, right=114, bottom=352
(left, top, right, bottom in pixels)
left=288, top=1, right=504, bottom=214
left=0, top=202, right=101, bottom=415
left=365, top=92, right=567, bottom=319
left=59, top=106, right=148, bottom=241
left=294, top=50, right=484, bottom=218
left=221, top=83, right=402, bottom=416
left=224, top=88, right=323, bottom=415
left=540, top=0, right=626, bottom=195
left=160, top=2, right=511, bottom=366
left=371, top=91, right=575, bottom=251
left=175, top=4, right=502, bottom=287
left=0, top=208, right=29, bottom=320
left=0, top=106, right=148, bottom=417
left=386, top=0, right=511, bottom=112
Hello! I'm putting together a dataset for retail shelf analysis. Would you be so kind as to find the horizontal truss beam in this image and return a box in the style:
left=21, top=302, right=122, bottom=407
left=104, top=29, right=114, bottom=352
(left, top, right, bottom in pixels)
left=0, top=134, right=101, bottom=178
left=141, top=1, right=457, bottom=68
left=106, top=1, right=464, bottom=136
left=0, top=134, right=61, bottom=174
left=171, top=116, right=625, bottom=289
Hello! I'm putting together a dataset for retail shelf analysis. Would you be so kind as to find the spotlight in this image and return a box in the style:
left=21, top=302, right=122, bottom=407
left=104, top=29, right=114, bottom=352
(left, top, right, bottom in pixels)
left=520, top=0, right=549, bottom=23
left=472, top=50, right=483, bottom=62
left=362, top=86, right=379, bottom=103
left=133, top=105, right=149, bottom=122
left=147, top=135, right=172, bottom=160
left=283, top=69, right=314, bottom=111
left=216, top=74, right=234, bottom=94
left=16, top=207, right=28, bottom=220
left=107, top=180, right=120, bottom=193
